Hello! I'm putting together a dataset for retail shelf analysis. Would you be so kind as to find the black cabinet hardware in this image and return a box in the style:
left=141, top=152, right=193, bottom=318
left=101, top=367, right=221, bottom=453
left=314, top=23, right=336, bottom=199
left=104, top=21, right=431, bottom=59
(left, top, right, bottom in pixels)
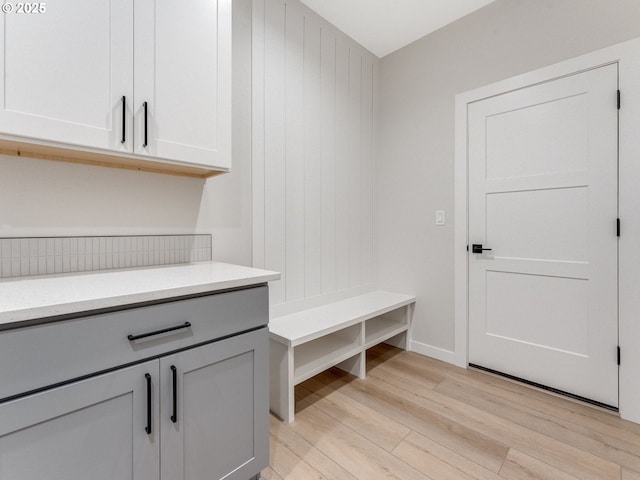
left=127, top=322, right=192, bottom=342
left=145, top=373, right=152, bottom=434
left=143, top=101, right=148, bottom=147
left=171, top=365, right=177, bottom=423
left=121, top=96, right=126, bottom=144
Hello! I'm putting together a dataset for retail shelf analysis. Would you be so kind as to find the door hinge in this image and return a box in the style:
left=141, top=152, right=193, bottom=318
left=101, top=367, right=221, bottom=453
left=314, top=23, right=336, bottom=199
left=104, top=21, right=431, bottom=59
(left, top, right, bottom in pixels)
left=617, top=346, right=621, bottom=365
left=617, top=90, right=621, bottom=109
left=617, top=218, right=621, bottom=237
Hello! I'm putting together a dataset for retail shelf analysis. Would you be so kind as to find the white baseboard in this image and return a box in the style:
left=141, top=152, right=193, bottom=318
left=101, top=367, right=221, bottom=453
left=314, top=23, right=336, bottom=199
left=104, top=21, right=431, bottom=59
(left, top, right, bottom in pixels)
left=409, top=340, right=457, bottom=365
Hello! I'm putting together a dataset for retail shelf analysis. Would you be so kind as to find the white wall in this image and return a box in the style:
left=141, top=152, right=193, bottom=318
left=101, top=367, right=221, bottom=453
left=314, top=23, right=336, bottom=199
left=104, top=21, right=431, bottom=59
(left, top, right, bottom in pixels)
left=252, top=0, right=378, bottom=314
left=0, top=0, right=254, bottom=266
left=375, top=0, right=640, bottom=361
left=197, top=0, right=253, bottom=265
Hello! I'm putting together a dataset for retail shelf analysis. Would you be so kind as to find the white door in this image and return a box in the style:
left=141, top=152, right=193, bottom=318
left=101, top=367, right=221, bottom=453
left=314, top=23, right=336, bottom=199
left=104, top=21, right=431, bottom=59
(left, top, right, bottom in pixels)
left=0, top=362, right=159, bottom=480
left=134, top=0, right=231, bottom=168
left=468, top=64, right=619, bottom=407
left=0, top=0, right=133, bottom=152
left=160, top=329, right=268, bottom=480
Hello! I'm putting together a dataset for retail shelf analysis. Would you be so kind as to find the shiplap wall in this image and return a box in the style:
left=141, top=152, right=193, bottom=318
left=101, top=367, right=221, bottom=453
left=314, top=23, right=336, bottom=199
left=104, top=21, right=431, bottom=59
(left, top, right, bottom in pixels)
left=252, top=0, right=378, bottom=314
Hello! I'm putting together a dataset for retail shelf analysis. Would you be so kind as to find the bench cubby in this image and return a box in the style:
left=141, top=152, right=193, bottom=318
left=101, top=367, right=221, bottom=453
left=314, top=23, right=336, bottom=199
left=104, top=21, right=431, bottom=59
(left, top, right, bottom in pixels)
left=269, top=291, right=416, bottom=423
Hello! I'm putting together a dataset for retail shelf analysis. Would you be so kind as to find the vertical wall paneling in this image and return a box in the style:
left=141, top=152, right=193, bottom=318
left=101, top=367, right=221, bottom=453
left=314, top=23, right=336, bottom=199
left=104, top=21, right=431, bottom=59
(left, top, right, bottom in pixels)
left=262, top=0, right=287, bottom=304
left=320, top=29, right=337, bottom=295
left=303, top=16, right=323, bottom=298
left=348, top=49, right=363, bottom=288
left=361, top=60, right=374, bottom=286
left=253, top=0, right=378, bottom=310
left=334, top=39, right=351, bottom=292
left=251, top=0, right=266, bottom=269
left=284, top=1, right=305, bottom=302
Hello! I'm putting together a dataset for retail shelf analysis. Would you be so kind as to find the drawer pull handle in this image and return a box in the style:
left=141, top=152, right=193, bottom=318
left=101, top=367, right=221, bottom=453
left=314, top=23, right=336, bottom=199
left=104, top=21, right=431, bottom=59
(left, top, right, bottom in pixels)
left=171, top=365, right=177, bottom=423
left=127, top=322, right=192, bottom=342
left=145, top=373, right=152, bottom=435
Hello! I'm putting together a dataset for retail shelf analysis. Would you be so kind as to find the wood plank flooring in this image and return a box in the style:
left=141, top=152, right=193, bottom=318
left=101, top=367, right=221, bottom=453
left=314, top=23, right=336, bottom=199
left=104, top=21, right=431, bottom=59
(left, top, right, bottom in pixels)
left=263, top=343, right=640, bottom=480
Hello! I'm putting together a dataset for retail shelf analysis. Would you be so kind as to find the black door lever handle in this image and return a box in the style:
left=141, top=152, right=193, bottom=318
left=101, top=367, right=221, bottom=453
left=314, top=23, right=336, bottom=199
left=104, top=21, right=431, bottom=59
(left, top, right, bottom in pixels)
left=472, top=244, right=492, bottom=254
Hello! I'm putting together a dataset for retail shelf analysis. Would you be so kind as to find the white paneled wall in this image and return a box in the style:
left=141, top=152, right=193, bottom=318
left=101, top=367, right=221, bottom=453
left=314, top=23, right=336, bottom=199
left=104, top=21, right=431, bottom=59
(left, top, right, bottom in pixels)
left=252, top=0, right=378, bottom=313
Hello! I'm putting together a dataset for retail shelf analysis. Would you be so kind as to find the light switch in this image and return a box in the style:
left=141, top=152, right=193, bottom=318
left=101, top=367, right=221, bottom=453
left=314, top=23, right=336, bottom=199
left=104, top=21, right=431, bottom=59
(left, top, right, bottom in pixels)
left=435, top=210, right=446, bottom=226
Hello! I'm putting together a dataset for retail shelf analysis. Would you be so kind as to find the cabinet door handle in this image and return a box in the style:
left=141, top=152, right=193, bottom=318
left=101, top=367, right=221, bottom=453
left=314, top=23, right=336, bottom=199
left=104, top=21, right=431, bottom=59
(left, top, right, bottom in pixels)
left=145, top=373, right=152, bottom=435
left=171, top=365, right=177, bottom=423
left=142, top=101, right=148, bottom=148
left=127, top=322, right=192, bottom=342
left=121, top=96, right=126, bottom=144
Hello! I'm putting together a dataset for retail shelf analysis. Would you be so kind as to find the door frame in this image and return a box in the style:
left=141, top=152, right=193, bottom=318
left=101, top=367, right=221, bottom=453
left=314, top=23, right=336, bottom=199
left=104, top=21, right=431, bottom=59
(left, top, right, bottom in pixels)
left=454, top=36, right=640, bottom=423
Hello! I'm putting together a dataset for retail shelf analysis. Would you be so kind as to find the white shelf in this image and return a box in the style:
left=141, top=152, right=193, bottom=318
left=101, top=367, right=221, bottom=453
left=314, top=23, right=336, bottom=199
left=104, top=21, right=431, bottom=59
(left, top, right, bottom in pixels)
left=269, top=291, right=415, bottom=346
left=293, top=325, right=362, bottom=384
left=294, top=341, right=361, bottom=385
left=365, top=315, right=408, bottom=349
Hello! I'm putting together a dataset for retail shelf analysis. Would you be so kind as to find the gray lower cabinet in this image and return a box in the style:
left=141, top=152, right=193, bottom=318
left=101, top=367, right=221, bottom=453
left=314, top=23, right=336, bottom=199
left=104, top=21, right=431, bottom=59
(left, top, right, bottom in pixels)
left=0, top=360, right=160, bottom=480
left=160, top=328, right=268, bottom=480
left=0, top=289, right=269, bottom=480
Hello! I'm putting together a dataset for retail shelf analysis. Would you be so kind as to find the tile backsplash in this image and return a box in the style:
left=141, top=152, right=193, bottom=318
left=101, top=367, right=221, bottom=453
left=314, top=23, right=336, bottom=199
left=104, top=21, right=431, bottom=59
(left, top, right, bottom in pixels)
left=0, top=234, right=212, bottom=279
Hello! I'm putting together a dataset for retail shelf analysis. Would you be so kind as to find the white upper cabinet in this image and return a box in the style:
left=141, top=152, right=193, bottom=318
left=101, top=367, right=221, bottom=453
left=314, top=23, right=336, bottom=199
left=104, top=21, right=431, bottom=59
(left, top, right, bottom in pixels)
left=0, top=0, right=231, bottom=173
left=0, top=0, right=133, bottom=153
left=134, top=0, right=231, bottom=169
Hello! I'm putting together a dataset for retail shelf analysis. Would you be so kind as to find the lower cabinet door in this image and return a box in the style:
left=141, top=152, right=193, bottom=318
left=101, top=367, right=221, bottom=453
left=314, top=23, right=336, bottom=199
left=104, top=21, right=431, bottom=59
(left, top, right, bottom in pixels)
left=160, top=328, right=269, bottom=480
left=0, top=361, right=160, bottom=480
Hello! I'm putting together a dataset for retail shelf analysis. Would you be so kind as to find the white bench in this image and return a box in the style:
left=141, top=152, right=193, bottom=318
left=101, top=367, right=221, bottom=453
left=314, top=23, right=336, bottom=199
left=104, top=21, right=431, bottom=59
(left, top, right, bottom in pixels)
left=268, top=290, right=416, bottom=423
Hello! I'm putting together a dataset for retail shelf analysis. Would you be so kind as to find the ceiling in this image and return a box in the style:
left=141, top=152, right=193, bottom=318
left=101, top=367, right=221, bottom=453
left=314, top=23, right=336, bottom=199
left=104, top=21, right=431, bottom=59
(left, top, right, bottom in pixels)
left=299, top=0, right=496, bottom=58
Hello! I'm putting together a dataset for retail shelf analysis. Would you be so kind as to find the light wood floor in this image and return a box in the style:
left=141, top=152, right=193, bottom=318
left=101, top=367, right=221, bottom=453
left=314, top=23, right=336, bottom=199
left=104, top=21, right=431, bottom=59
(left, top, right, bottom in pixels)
left=262, top=343, right=640, bottom=480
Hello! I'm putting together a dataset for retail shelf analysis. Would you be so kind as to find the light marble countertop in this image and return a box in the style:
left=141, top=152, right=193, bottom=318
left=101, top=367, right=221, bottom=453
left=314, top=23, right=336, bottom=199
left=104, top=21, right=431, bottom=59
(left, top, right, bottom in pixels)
left=0, top=261, right=280, bottom=328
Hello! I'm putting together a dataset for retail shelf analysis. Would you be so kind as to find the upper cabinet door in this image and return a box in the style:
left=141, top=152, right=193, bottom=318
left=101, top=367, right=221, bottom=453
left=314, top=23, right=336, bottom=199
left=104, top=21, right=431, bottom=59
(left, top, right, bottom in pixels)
left=0, top=0, right=134, bottom=152
left=134, top=0, right=231, bottom=169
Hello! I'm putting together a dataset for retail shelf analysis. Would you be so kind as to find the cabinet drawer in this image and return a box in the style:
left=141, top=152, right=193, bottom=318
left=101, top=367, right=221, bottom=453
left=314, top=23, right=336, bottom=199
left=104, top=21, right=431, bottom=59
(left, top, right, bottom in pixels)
left=0, top=285, right=267, bottom=400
